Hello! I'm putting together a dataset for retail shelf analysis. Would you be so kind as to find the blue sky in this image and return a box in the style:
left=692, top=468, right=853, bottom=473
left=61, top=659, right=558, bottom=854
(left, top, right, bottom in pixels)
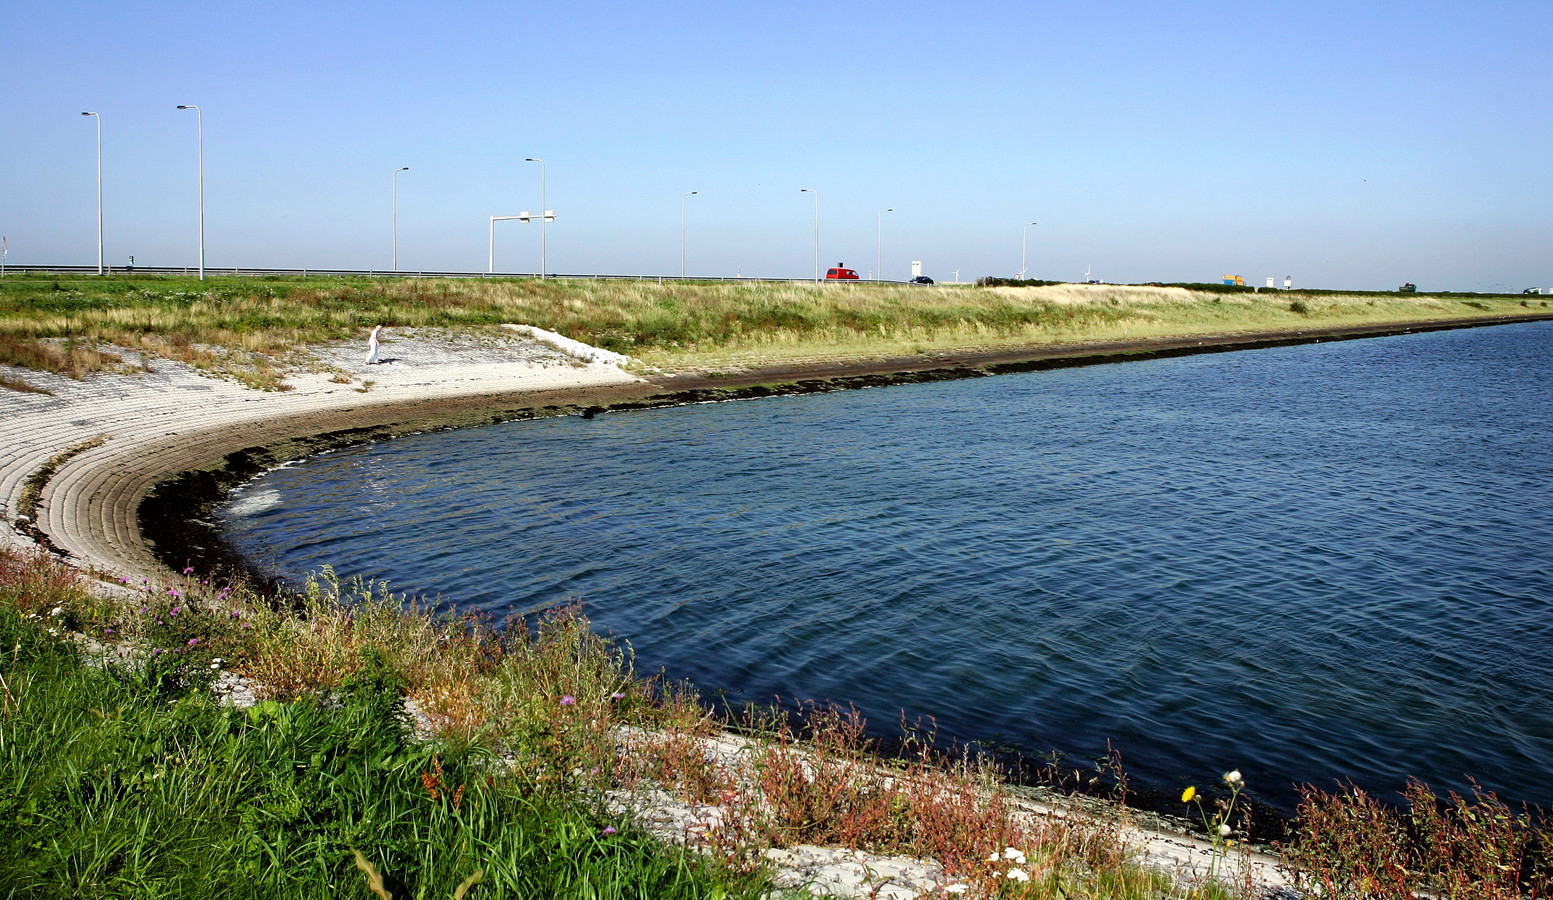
left=2, top=1, right=1548, bottom=289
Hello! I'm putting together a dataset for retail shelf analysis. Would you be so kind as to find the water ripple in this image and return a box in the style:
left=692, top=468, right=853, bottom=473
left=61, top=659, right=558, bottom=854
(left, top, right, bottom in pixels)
left=220, top=321, right=1553, bottom=813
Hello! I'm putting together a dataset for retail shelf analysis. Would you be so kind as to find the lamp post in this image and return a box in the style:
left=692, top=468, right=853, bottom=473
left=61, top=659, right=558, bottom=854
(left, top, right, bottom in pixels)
left=800, top=188, right=818, bottom=281
left=681, top=191, right=697, bottom=278
left=176, top=105, right=204, bottom=280
left=392, top=167, right=409, bottom=271
left=81, top=112, right=102, bottom=275
left=876, top=208, right=892, bottom=281
left=1021, top=222, right=1037, bottom=280
left=525, top=158, right=546, bottom=279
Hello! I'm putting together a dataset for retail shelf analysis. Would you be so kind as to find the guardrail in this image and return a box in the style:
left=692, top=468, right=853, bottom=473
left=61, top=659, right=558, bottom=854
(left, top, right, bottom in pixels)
left=0, top=264, right=913, bottom=285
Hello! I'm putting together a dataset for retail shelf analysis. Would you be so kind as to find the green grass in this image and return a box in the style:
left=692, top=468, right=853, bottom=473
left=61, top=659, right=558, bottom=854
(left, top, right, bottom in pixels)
left=0, top=560, right=762, bottom=900
left=1, top=273, right=1546, bottom=387
left=5, top=547, right=1550, bottom=898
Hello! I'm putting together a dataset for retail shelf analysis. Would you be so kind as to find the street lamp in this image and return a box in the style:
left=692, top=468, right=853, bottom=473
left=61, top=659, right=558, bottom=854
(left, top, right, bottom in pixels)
left=1021, top=222, right=1037, bottom=280
left=81, top=112, right=102, bottom=275
left=176, top=105, right=204, bottom=280
left=681, top=191, right=697, bottom=278
left=392, top=167, right=409, bottom=271
left=525, top=158, right=546, bottom=279
left=800, top=188, right=818, bottom=281
left=877, top=208, right=893, bottom=281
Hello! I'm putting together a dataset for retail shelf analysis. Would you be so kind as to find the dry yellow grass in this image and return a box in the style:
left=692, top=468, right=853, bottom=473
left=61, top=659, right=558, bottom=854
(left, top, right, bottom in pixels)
left=1, top=273, right=1545, bottom=384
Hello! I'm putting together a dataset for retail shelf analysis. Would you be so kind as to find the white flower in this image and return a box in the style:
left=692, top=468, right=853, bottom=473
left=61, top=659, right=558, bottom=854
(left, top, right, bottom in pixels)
left=945, top=885, right=968, bottom=895
left=988, top=853, right=1001, bottom=863
left=1224, top=769, right=1243, bottom=785
left=211, top=658, right=224, bottom=665
left=1004, top=847, right=1024, bottom=861
left=1219, top=823, right=1232, bottom=837
left=49, top=607, right=63, bottom=617
left=1006, top=868, right=1029, bottom=882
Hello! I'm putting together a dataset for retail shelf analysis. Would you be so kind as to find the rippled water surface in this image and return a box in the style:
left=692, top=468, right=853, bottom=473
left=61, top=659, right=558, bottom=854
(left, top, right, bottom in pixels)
left=220, top=322, right=1553, bottom=812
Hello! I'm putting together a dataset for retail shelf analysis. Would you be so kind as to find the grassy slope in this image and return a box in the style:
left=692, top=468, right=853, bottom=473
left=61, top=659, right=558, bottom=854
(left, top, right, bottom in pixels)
left=0, top=273, right=1546, bottom=388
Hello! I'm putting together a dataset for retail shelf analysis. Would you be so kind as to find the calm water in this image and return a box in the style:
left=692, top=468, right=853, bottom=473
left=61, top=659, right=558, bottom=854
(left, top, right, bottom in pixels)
left=219, top=322, right=1553, bottom=813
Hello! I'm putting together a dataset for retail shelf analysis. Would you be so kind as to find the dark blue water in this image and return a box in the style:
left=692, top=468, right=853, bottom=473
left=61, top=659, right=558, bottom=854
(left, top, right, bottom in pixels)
left=219, top=321, right=1553, bottom=813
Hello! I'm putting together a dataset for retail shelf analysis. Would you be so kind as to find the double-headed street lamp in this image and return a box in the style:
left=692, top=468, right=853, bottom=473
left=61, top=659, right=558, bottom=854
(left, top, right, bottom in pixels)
left=176, top=105, right=204, bottom=280
left=1021, top=222, right=1037, bottom=280
left=800, top=188, right=818, bottom=281
left=392, top=167, right=409, bottom=271
left=525, top=158, right=546, bottom=279
left=81, top=112, right=102, bottom=275
left=877, top=208, right=893, bottom=281
left=681, top=191, right=697, bottom=278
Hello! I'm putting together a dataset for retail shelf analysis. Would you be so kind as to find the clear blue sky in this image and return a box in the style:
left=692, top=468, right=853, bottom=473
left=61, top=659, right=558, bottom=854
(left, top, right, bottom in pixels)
left=3, top=1, right=1548, bottom=290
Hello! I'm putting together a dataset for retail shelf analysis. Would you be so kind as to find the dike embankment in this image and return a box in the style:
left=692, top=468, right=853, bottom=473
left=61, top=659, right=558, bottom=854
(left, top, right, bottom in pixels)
left=3, top=312, right=1548, bottom=588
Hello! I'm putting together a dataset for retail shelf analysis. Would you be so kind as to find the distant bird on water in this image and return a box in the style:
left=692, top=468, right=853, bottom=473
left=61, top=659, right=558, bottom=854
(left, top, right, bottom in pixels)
left=366, top=325, right=382, bottom=365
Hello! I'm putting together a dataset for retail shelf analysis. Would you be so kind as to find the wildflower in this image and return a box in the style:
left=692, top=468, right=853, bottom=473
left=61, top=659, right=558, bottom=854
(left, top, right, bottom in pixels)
left=139, top=606, right=149, bottom=614
left=152, top=648, right=162, bottom=655
left=212, top=657, right=224, bottom=665
left=1006, top=868, right=1029, bottom=882
left=611, top=691, right=626, bottom=700
left=945, top=885, right=968, bottom=895
left=168, top=587, right=181, bottom=598
left=183, top=566, right=194, bottom=575
left=187, top=637, right=199, bottom=647
left=988, top=853, right=1001, bottom=863
left=1224, top=769, right=1242, bottom=786
left=1004, top=847, right=1026, bottom=863
left=1182, top=786, right=1196, bottom=803
left=602, top=826, right=617, bottom=835
left=1218, top=823, right=1232, bottom=837
left=560, top=695, right=576, bottom=706
left=49, top=606, right=63, bottom=617
left=170, top=606, right=181, bottom=615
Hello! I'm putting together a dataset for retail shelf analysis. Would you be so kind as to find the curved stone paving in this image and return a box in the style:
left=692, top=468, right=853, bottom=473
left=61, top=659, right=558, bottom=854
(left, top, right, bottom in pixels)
left=2, top=331, right=644, bottom=581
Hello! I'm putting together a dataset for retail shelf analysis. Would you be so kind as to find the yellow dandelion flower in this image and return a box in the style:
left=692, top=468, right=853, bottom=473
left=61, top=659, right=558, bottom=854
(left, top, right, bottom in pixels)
left=1181, top=786, right=1196, bottom=803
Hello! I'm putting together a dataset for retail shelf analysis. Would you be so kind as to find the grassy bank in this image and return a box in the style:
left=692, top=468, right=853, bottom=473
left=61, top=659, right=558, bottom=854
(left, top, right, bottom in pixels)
left=1, top=273, right=1547, bottom=389
left=3, top=548, right=1550, bottom=898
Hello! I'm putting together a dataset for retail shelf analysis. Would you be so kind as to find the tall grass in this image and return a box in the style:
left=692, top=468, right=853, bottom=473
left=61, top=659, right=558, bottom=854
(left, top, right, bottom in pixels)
left=0, top=554, right=761, bottom=899
left=2, top=274, right=1544, bottom=386
left=7, top=547, right=1552, bottom=897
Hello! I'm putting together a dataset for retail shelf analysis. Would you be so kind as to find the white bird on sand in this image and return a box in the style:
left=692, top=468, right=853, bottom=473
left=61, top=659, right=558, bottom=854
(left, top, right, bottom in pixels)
left=366, top=325, right=382, bottom=364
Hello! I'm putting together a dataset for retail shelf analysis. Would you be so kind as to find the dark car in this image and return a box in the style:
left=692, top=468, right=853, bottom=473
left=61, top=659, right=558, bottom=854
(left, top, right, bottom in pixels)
left=909, top=275, right=935, bottom=285
left=825, top=264, right=859, bottom=280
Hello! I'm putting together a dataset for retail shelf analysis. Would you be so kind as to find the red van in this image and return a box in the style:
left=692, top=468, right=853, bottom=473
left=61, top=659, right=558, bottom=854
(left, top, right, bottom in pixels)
left=825, top=264, right=860, bottom=280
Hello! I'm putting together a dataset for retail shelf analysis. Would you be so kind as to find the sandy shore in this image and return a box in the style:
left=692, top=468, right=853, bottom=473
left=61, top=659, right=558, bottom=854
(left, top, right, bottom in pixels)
left=2, top=327, right=648, bottom=580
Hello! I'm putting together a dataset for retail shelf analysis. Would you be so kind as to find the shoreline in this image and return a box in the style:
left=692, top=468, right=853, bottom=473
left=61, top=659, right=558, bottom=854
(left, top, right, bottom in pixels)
left=4, top=310, right=1543, bottom=588
left=7, top=312, right=1549, bottom=895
